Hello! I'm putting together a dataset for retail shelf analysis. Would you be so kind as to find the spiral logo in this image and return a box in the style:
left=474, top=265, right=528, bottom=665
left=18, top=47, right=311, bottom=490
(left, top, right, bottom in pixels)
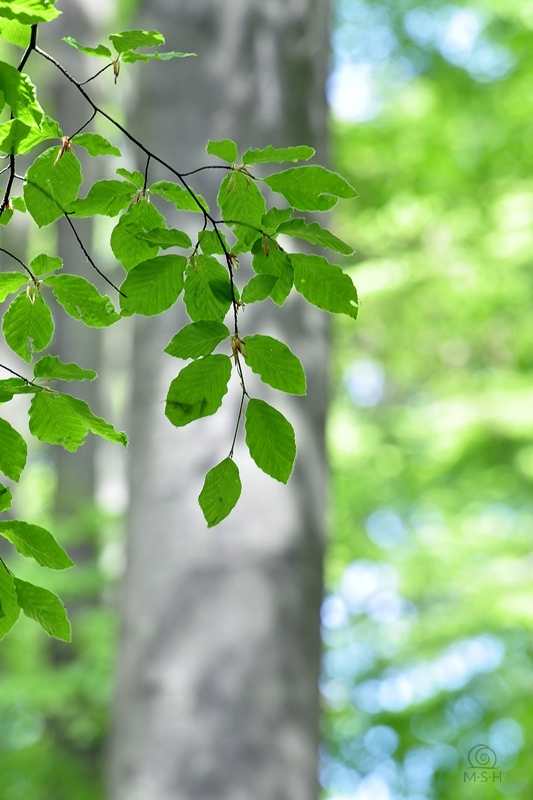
left=468, top=744, right=497, bottom=769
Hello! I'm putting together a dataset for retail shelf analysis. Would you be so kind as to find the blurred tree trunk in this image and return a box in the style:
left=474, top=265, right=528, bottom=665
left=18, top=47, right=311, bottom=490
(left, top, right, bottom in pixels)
left=108, top=2, right=329, bottom=799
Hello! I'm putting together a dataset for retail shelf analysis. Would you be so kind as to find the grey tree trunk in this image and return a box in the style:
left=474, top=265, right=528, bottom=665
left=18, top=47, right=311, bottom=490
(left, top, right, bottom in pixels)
left=108, top=2, right=330, bottom=799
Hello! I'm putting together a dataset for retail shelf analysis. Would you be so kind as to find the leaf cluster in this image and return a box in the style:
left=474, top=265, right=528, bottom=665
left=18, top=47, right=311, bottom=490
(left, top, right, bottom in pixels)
left=0, top=0, right=358, bottom=639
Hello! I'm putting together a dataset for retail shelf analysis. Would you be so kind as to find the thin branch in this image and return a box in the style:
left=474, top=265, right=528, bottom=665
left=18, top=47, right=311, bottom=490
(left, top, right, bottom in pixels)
left=0, top=248, right=35, bottom=281
left=63, top=214, right=125, bottom=297
left=229, top=387, right=247, bottom=459
left=181, top=164, right=232, bottom=177
left=0, top=362, right=41, bottom=389
left=79, top=61, right=114, bottom=86
left=70, top=108, right=97, bottom=139
left=18, top=24, right=38, bottom=71
left=143, top=154, right=151, bottom=193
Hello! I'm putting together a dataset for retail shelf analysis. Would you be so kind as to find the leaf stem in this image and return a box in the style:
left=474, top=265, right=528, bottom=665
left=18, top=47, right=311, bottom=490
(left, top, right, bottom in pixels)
left=63, top=214, right=125, bottom=297
left=0, top=248, right=36, bottom=281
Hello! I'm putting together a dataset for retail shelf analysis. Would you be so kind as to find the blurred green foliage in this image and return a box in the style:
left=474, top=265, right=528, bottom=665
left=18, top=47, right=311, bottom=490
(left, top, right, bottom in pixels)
left=0, top=453, right=120, bottom=800
left=322, top=1, right=533, bottom=798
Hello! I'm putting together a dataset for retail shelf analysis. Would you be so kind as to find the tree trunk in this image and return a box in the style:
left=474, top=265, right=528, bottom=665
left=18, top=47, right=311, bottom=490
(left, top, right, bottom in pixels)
left=108, top=2, right=329, bottom=799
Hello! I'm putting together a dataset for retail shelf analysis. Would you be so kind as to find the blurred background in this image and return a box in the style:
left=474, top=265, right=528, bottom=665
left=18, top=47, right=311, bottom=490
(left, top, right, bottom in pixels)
left=1, top=0, right=532, bottom=798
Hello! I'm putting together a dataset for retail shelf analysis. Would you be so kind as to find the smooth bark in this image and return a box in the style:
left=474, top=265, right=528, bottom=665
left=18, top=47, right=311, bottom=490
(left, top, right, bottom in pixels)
left=109, top=2, right=329, bottom=799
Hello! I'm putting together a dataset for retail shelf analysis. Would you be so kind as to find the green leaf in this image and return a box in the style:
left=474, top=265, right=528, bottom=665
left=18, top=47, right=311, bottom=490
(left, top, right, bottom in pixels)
left=263, top=165, right=358, bottom=212
left=121, top=50, right=196, bottom=63
left=12, top=196, right=26, bottom=212
left=109, top=29, right=164, bottom=54
left=245, top=398, right=296, bottom=483
left=72, top=133, right=121, bottom=158
left=0, top=567, right=20, bottom=639
left=133, top=227, right=192, bottom=250
left=183, top=255, right=232, bottom=322
left=2, top=294, right=54, bottom=363
left=34, top=355, right=96, bottom=382
left=165, top=355, right=232, bottom=428
left=0, top=115, right=62, bottom=156
left=242, top=145, right=314, bottom=166
left=62, top=36, right=112, bottom=58
left=0, top=0, right=60, bottom=25
left=0, top=19, right=31, bottom=49
left=66, top=395, right=127, bottom=447
left=291, top=254, right=358, bottom=319
left=116, top=167, right=143, bottom=187
left=0, top=379, right=36, bottom=404
left=120, top=255, right=186, bottom=317
left=0, top=61, right=42, bottom=126
left=110, top=200, right=164, bottom=270
left=0, top=520, right=73, bottom=569
left=251, top=237, right=293, bottom=305
left=44, top=275, right=120, bottom=328
left=206, top=139, right=238, bottom=163
left=165, top=321, right=230, bottom=360
left=14, top=578, right=71, bottom=641
left=29, top=391, right=127, bottom=451
left=0, top=483, right=12, bottom=512
left=69, top=179, right=136, bottom=218
left=199, top=458, right=242, bottom=527
left=241, top=274, right=278, bottom=304
left=262, top=207, right=293, bottom=231
left=0, top=208, right=13, bottom=226
left=150, top=180, right=208, bottom=213
left=242, top=334, right=306, bottom=395
left=0, top=418, right=27, bottom=481
left=217, top=170, right=266, bottom=245
left=24, top=147, right=82, bottom=227
left=29, top=252, right=62, bottom=276
left=198, top=230, right=229, bottom=256
left=0, top=272, right=27, bottom=301
left=277, top=218, right=354, bottom=256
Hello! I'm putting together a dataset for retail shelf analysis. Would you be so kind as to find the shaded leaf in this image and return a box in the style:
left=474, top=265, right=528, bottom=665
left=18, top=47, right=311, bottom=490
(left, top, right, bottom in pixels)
left=277, top=217, right=354, bottom=255
left=217, top=170, right=266, bottom=245
left=0, top=520, right=73, bottom=569
left=198, top=230, right=228, bottom=256
left=242, top=144, right=314, bottom=165
left=14, top=578, right=71, bottom=641
left=150, top=180, right=208, bottom=213
left=29, top=391, right=127, bottom=451
left=241, top=274, right=278, bottom=304
left=120, top=255, right=186, bottom=317
left=0, top=61, right=42, bottom=126
left=206, top=139, right=238, bottom=163
left=24, top=147, right=82, bottom=227
left=34, top=355, right=96, bottom=382
left=0, top=115, right=61, bottom=156
left=29, top=253, right=62, bottom=276
left=0, top=417, right=27, bottom=481
left=72, top=133, right=121, bottom=157
left=0, top=483, right=12, bottom=512
left=251, top=237, right=293, bottom=305
left=0, top=566, right=20, bottom=640
left=121, top=50, right=195, bottom=63
left=110, top=200, right=164, bottom=269
left=165, top=321, right=230, bottom=360
left=2, top=293, right=54, bottom=362
left=291, top=253, right=358, bottom=319
left=242, top=334, right=306, bottom=395
left=245, top=398, right=296, bottom=483
left=69, top=179, right=136, bottom=218
left=165, top=355, right=232, bottom=427
left=0, top=272, right=27, bottom=301
left=199, top=458, right=241, bottom=527
left=62, top=36, right=111, bottom=58
left=44, top=274, right=120, bottom=327
left=133, top=227, right=192, bottom=250
left=116, top=167, right=143, bottom=187
left=183, top=255, right=232, bottom=322
left=0, top=379, right=36, bottom=404
left=264, top=165, right=358, bottom=212
left=109, top=29, right=164, bottom=54
left=262, top=206, right=293, bottom=232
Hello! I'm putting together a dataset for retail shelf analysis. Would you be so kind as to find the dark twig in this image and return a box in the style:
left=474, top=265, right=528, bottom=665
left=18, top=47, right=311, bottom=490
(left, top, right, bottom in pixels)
left=79, top=61, right=114, bottom=86
left=63, top=214, right=125, bottom=296
left=0, top=247, right=35, bottom=281
left=70, top=108, right=97, bottom=139
left=181, top=165, right=232, bottom=177
left=0, top=362, right=41, bottom=389
left=143, top=154, right=151, bottom=193
left=229, top=386, right=247, bottom=459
